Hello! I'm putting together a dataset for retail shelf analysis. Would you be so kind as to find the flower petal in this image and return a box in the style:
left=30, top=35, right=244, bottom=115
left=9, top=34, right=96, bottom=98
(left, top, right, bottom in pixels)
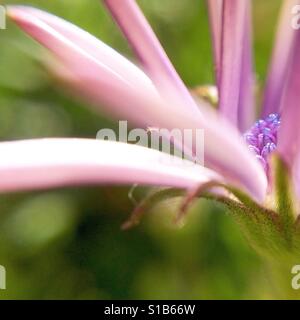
left=277, top=26, right=300, bottom=168
left=207, top=0, right=255, bottom=131
left=7, top=5, right=162, bottom=126
left=207, top=0, right=223, bottom=84
left=0, top=138, right=221, bottom=192
left=8, top=5, right=201, bottom=125
left=218, top=0, right=248, bottom=127
left=102, top=0, right=200, bottom=113
left=262, top=0, right=300, bottom=117
left=238, top=1, right=255, bottom=132
left=9, top=5, right=153, bottom=89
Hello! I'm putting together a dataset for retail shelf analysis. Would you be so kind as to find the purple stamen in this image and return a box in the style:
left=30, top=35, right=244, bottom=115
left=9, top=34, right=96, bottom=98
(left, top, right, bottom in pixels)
left=244, top=113, right=281, bottom=171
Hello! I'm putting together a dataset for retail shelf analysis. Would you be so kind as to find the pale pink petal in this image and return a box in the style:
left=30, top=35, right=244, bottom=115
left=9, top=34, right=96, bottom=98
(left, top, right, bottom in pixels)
left=218, top=0, right=248, bottom=127
left=7, top=5, right=198, bottom=124
left=262, top=0, right=300, bottom=117
left=7, top=6, right=162, bottom=126
left=102, top=0, right=200, bottom=113
left=277, top=28, right=300, bottom=168
left=0, top=138, right=221, bottom=192
left=10, top=5, right=154, bottom=90
left=207, top=0, right=223, bottom=84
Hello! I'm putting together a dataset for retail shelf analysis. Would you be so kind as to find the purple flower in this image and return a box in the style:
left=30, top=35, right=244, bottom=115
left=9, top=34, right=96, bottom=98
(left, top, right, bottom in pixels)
left=2, top=1, right=300, bottom=242
left=244, top=113, right=280, bottom=172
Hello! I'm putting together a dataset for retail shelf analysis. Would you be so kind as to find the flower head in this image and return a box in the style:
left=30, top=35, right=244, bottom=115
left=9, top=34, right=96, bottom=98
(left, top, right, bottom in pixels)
left=2, top=0, right=300, bottom=259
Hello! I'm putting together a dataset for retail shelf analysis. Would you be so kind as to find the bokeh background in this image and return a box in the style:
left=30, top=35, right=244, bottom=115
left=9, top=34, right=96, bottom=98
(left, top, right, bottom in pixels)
left=0, top=0, right=283, bottom=299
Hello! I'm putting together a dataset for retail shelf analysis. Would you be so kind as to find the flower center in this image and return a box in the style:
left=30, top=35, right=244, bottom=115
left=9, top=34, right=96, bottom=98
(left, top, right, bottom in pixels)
left=244, top=113, right=281, bottom=172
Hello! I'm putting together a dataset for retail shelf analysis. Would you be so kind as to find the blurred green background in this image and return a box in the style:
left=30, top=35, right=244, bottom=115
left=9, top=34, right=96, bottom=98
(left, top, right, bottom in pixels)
left=0, top=0, right=283, bottom=299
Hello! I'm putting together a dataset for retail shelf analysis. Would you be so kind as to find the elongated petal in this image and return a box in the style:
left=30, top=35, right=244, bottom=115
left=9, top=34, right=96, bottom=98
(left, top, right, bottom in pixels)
left=262, top=0, right=300, bottom=117
left=8, top=6, right=267, bottom=201
left=238, top=1, right=255, bottom=131
left=218, top=0, right=248, bottom=127
left=102, top=0, right=200, bottom=113
left=0, top=139, right=222, bottom=193
left=207, top=0, right=223, bottom=84
left=7, top=5, right=163, bottom=126
left=277, top=27, right=300, bottom=168
left=207, top=0, right=255, bottom=130
left=7, top=5, right=199, bottom=125
left=10, top=5, right=153, bottom=89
